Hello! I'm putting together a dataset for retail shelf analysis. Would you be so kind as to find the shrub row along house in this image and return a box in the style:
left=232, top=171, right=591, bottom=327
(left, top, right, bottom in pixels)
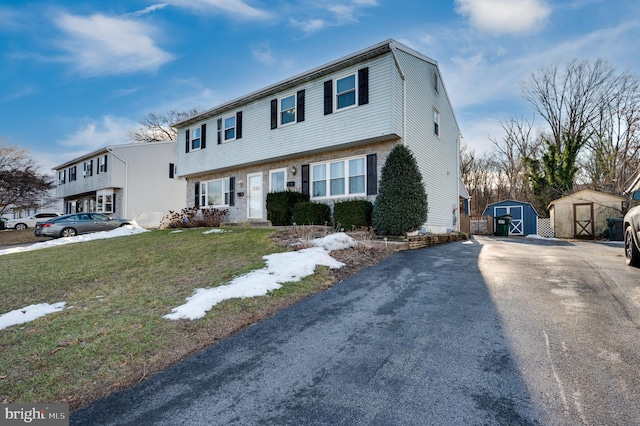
left=53, top=40, right=463, bottom=233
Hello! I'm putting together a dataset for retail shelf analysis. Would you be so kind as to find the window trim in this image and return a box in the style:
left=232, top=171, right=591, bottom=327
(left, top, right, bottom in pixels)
left=334, top=72, right=358, bottom=112
left=433, top=108, right=440, bottom=138
left=190, top=126, right=202, bottom=151
left=269, top=168, right=287, bottom=192
left=310, top=156, right=367, bottom=200
left=199, top=177, right=231, bottom=207
left=223, top=115, right=236, bottom=142
left=278, top=93, right=297, bottom=127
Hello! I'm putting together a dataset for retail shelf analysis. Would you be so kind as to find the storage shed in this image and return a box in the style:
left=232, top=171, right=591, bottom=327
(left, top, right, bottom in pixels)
left=548, top=189, right=625, bottom=239
left=482, top=200, right=539, bottom=236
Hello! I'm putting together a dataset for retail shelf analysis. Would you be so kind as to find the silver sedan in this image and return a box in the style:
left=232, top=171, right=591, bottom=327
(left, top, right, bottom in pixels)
left=34, top=213, right=136, bottom=238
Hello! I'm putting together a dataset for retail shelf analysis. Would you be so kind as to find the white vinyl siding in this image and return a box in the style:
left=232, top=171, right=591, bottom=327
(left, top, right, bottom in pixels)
left=176, top=54, right=397, bottom=177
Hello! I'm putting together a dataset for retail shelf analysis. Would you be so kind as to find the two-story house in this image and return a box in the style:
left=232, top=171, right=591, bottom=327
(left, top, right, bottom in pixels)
left=53, top=141, right=186, bottom=227
left=175, top=39, right=462, bottom=233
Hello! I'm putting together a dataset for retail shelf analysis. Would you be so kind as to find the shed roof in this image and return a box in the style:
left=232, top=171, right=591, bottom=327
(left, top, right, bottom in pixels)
left=483, top=199, right=539, bottom=216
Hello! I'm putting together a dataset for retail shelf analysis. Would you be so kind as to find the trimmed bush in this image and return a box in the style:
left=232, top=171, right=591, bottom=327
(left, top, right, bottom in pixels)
left=372, top=145, right=428, bottom=235
left=333, top=199, right=373, bottom=230
left=291, top=202, right=331, bottom=225
left=266, top=191, right=309, bottom=226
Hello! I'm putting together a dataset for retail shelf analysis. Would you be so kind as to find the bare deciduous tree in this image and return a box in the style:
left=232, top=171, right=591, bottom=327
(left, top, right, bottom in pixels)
left=128, top=109, right=200, bottom=143
left=0, top=144, right=55, bottom=216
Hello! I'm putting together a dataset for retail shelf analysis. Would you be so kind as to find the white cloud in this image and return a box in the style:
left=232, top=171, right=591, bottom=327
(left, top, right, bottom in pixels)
left=125, top=3, right=168, bottom=18
left=455, top=0, right=551, bottom=35
left=54, top=12, right=174, bottom=76
left=289, top=0, right=379, bottom=34
left=59, top=115, right=137, bottom=150
left=164, top=0, right=271, bottom=20
left=251, top=43, right=276, bottom=65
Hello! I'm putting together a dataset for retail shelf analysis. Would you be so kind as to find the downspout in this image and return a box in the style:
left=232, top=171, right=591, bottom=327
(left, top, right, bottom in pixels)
left=390, top=46, right=407, bottom=145
left=456, top=133, right=461, bottom=231
left=106, top=148, right=128, bottom=219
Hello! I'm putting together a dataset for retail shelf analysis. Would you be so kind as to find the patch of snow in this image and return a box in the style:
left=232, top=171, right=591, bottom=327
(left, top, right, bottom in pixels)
left=203, top=229, right=229, bottom=234
left=165, top=233, right=353, bottom=321
left=0, top=302, right=66, bottom=331
left=0, top=225, right=149, bottom=256
left=526, top=234, right=560, bottom=241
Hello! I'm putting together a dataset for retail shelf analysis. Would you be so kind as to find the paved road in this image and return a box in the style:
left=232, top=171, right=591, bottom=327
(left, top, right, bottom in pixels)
left=70, top=236, right=640, bottom=425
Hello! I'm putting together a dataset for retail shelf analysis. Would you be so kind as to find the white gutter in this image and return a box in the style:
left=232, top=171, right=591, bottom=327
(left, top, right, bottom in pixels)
left=106, top=148, right=128, bottom=219
left=390, top=46, right=407, bottom=145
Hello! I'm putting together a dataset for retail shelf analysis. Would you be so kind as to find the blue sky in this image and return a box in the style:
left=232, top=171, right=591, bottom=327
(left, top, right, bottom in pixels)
left=1, top=0, right=639, bottom=174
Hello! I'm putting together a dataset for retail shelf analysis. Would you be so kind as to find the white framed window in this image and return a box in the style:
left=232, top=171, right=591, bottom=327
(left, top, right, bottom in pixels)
left=311, top=157, right=366, bottom=199
left=190, top=126, right=202, bottom=150
left=279, top=94, right=296, bottom=126
left=335, top=72, right=357, bottom=111
left=269, top=168, right=286, bottom=192
left=200, top=178, right=231, bottom=207
left=99, top=155, right=107, bottom=173
left=83, top=160, right=93, bottom=177
left=224, top=115, right=236, bottom=141
left=433, top=108, right=440, bottom=137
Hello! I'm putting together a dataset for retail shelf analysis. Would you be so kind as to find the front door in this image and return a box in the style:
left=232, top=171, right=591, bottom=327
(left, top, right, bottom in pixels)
left=247, top=173, right=263, bottom=219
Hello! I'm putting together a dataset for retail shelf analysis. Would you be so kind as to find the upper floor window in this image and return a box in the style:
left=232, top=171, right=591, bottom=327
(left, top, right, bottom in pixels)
left=324, top=67, right=368, bottom=115
left=224, top=115, right=236, bottom=141
left=190, top=127, right=202, bottom=150
left=433, top=108, right=440, bottom=137
left=336, top=73, right=356, bottom=110
left=99, top=155, right=108, bottom=173
left=69, top=166, right=77, bottom=182
left=58, top=170, right=66, bottom=185
left=280, top=94, right=296, bottom=125
left=83, top=160, right=93, bottom=177
left=311, top=157, right=366, bottom=199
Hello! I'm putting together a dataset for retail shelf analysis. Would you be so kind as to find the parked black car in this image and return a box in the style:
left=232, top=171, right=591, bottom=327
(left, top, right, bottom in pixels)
left=34, top=213, right=136, bottom=238
left=623, top=190, right=640, bottom=266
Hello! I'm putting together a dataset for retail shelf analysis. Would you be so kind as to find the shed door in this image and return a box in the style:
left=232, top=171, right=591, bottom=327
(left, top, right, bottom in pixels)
left=493, top=206, right=524, bottom=236
left=573, top=203, right=594, bottom=238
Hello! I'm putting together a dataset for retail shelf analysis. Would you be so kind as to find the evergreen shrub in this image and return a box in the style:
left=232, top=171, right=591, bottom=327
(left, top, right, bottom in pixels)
left=333, top=199, right=373, bottom=230
left=266, top=191, right=309, bottom=225
left=291, top=202, right=331, bottom=225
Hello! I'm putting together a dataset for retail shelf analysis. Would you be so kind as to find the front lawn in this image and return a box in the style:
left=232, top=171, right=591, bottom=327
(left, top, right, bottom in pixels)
left=0, top=228, right=335, bottom=410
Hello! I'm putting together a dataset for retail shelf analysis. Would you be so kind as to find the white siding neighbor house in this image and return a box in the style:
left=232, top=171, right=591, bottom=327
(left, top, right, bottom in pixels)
left=175, top=39, right=462, bottom=233
left=53, top=141, right=187, bottom=227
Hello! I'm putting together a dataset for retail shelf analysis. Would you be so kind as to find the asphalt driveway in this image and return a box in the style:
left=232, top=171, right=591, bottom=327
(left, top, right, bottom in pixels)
left=70, top=236, right=640, bottom=425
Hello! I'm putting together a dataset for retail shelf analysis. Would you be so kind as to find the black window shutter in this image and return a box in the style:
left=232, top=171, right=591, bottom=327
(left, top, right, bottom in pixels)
left=194, top=182, right=200, bottom=207
left=185, top=129, right=190, bottom=153
left=104, top=155, right=108, bottom=173
left=229, top=176, right=235, bottom=206
left=217, top=119, right=222, bottom=144
left=324, top=80, right=333, bottom=115
left=169, top=163, right=175, bottom=179
left=297, top=90, right=305, bottom=122
left=358, top=67, right=369, bottom=106
left=112, top=193, right=116, bottom=213
left=270, top=99, right=278, bottom=129
left=201, top=123, right=207, bottom=149
left=366, top=153, right=377, bottom=195
left=90, top=160, right=93, bottom=176
left=301, top=164, right=309, bottom=195
left=236, top=112, right=243, bottom=139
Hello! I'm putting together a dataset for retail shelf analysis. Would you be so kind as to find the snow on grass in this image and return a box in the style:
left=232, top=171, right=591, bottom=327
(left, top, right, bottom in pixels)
left=0, top=302, right=66, bottom=331
left=0, top=225, right=149, bottom=256
left=203, top=228, right=229, bottom=234
left=164, top=232, right=357, bottom=321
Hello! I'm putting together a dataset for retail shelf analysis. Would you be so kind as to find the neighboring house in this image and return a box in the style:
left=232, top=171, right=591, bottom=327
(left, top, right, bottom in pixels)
left=53, top=141, right=187, bottom=227
left=482, top=200, right=539, bottom=236
left=548, top=189, right=625, bottom=239
left=174, top=39, right=462, bottom=233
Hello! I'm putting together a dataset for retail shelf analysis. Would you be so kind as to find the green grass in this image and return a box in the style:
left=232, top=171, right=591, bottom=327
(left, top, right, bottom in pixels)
left=0, top=228, right=333, bottom=410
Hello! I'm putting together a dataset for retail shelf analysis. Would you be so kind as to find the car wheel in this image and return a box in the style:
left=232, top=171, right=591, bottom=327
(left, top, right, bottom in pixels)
left=61, top=227, right=77, bottom=238
left=624, top=226, right=640, bottom=267
left=15, top=223, right=27, bottom=230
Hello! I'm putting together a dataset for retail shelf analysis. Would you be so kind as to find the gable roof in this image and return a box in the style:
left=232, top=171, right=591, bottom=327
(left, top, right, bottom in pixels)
left=173, top=39, right=440, bottom=129
left=548, top=189, right=625, bottom=208
left=482, top=199, right=539, bottom=216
